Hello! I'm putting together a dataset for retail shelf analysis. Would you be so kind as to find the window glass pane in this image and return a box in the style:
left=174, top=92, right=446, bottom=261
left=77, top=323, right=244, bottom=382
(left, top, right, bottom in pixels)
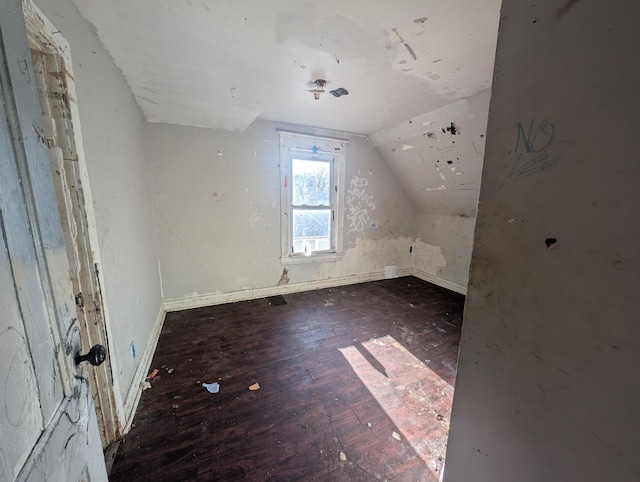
left=292, top=159, right=331, bottom=206
left=292, top=209, right=331, bottom=253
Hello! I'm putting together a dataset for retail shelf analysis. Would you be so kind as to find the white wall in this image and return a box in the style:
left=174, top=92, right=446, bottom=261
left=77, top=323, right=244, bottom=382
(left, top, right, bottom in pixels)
left=147, top=119, right=415, bottom=304
left=413, top=213, right=475, bottom=292
left=370, top=89, right=490, bottom=218
left=369, top=89, right=491, bottom=291
left=445, top=1, right=640, bottom=481
left=33, top=0, right=163, bottom=423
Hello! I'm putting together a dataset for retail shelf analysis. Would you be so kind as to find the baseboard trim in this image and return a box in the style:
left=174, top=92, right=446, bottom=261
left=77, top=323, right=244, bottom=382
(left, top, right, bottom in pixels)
left=411, top=268, right=468, bottom=295
left=120, top=304, right=166, bottom=434
left=163, top=268, right=412, bottom=312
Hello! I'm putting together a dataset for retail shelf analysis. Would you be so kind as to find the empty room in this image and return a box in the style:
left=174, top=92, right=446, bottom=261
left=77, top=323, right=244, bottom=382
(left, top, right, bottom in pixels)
left=0, top=0, right=638, bottom=481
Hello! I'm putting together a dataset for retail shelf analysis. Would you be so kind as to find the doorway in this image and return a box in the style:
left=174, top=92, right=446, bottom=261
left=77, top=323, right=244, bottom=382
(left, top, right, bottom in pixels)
left=23, top=1, right=119, bottom=449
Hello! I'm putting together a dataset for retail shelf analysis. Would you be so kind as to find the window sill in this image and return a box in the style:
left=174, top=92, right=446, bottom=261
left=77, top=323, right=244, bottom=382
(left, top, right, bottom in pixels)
left=280, top=252, right=345, bottom=265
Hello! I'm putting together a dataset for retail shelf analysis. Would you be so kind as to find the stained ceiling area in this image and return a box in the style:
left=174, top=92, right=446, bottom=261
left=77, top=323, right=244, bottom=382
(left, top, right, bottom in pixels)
left=72, top=0, right=501, bottom=135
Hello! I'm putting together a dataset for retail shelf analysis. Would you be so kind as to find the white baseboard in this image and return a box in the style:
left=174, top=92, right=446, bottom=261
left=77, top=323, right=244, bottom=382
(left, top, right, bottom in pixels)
left=163, top=268, right=412, bottom=312
left=411, top=268, right=468, bottom=295
left=120, top=304, right=166, bottom=434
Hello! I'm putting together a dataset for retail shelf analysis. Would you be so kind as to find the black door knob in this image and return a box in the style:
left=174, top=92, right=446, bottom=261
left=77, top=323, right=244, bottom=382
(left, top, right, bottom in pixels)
left=75, top=344, right=107, bottom=366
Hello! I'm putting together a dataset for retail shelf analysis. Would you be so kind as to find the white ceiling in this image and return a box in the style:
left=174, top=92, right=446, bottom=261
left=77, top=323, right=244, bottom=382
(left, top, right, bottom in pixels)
left=72, top=0, right=501, bottom=135
left=370, top=89, right=491, bottom=217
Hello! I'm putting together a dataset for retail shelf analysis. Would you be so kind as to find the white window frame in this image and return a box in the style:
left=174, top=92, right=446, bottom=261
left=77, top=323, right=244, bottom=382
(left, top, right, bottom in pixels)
left=279, top=130, right=347, bottom=264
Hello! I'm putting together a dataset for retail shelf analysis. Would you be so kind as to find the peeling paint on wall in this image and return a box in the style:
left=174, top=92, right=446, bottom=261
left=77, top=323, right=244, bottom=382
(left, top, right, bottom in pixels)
left=413, top=240, right=446, bottom=276
left=277, top=267, right=289, bottom=285
left=315, top=237, right=413, bottom=279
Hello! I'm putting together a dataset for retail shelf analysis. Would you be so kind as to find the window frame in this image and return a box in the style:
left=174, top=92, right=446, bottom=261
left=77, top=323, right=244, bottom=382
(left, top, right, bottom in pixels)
left=279, top=131, right=347, bottom=264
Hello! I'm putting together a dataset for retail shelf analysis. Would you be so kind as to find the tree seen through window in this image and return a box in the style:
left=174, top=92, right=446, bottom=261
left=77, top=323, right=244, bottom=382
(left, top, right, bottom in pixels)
left=291, top=159, right=331, bottom=253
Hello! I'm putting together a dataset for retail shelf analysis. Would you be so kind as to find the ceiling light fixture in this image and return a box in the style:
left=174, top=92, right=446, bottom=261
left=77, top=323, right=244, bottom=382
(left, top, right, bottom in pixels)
left=306, top=78, right=327, bottom=100
left=330, top=87, right=349, bottom=97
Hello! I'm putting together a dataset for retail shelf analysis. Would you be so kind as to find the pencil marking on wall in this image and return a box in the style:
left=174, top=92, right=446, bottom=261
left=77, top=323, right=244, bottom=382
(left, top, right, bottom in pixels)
left=1, top=326, right=36, bottom=428
left=346, top=176, right=376, bottom=234
left=508, top=118, right=561, bottom=180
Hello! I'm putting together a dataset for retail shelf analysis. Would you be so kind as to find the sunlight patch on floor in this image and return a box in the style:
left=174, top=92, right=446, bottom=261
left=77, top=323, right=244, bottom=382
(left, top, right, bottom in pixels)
left=339, top=335, right=453, bottom=479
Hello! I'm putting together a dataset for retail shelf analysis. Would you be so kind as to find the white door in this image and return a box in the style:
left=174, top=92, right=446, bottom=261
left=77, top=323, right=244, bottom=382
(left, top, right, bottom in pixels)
left=0, top=1, right=107, bottom=480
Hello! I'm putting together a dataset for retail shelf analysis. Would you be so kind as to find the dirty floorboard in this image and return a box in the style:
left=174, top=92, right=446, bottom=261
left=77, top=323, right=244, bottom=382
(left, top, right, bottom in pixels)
left=109, top=277, right=464, bottom=481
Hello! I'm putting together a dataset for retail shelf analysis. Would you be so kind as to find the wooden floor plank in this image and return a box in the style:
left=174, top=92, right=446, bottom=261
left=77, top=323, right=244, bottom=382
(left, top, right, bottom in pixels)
left=110, top=276, right=464, bottom=481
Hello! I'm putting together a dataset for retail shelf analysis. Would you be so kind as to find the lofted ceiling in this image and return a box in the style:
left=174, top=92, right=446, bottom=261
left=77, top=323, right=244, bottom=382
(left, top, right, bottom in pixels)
left=72, top=0, right=501, bottom=135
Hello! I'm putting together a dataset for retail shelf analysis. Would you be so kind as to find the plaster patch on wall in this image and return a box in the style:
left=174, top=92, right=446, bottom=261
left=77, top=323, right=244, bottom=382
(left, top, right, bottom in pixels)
left=413, top=240, right=446, bottom=276
left=346, top=176, right=376, bottom=234
left=277, top=267, right=290, bottom=285
left=315, top=237, right=413, bottom=279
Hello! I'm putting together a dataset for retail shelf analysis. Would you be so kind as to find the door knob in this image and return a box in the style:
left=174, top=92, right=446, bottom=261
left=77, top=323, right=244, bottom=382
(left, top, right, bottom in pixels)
left=75, top=344, right=107, bottom=366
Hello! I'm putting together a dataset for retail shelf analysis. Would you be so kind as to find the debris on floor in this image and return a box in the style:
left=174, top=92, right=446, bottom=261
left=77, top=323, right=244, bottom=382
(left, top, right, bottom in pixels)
left=147, top=368, right=160, bottom=379
left=436, top=414, right=450, bottom=430
left=339, top=451, right=347, bottom=461
left=392, top=431, right=401, bottom=441
left=140, top=381, right=152, bottom=391
left=248, top=382, right=260, bottom=391
left=202, top=382, right=220, bottom=394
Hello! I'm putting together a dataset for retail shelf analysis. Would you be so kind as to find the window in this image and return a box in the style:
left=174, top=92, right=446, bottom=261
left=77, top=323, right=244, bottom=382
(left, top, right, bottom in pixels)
left=279, top=131, right=347, bottom=264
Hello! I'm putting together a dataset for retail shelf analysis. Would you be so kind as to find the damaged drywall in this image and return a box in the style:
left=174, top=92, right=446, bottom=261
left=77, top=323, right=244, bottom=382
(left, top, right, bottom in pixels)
left=369, top=88, right=491, bottom=218
left=314, top=237, right=413, bottom=281
left=412, top=241, right=446, bottom=276
left=366, top=90, right=490, bottom=291
left=414, top=213, right=476, bottom=290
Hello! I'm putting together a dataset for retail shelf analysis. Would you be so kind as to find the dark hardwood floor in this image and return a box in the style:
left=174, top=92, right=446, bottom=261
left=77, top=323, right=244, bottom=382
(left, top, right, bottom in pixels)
left=109, top=277, right=464, bottom=481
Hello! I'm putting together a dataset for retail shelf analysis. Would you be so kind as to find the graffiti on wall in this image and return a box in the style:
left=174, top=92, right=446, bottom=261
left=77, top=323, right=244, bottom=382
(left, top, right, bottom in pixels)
left=346, top=176, right=376, bottom=234
left=508, top=118, right=561, bottom=180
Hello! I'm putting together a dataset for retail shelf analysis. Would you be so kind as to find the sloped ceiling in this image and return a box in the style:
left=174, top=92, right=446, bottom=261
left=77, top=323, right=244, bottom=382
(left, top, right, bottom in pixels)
left=72, top=0, right=500, bottom=135
left=370, top=89, right=491, bottom=217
